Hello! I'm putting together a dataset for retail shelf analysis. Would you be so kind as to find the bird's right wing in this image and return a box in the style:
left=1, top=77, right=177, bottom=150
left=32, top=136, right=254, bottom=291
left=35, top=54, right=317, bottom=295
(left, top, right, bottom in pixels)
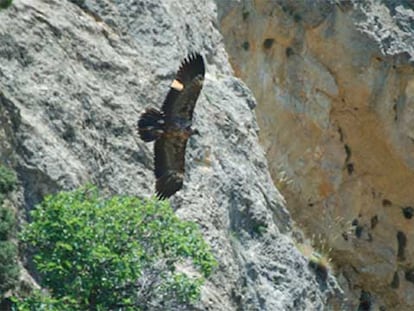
left=153, top=135, right=187, bottom=199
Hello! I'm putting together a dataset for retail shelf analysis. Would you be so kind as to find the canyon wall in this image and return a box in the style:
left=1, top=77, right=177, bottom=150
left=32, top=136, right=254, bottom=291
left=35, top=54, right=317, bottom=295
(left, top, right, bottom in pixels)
left=218, top=0, right=414, bottom=310
left=0, top=0, right=341, bottom=310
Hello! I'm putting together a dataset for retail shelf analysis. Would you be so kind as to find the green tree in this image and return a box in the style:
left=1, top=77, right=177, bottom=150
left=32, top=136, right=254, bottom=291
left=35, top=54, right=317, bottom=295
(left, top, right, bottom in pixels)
left=0, top=0, right=12, bottom=10
left=0, top=166, right=18, bottom=297
left=18, top=186, right=216, bottom=310
left=0, top=240, right=19, bottom=295
left=12, top=291, right=76, bottom=311
left=0, top=165, right=16, bottom=201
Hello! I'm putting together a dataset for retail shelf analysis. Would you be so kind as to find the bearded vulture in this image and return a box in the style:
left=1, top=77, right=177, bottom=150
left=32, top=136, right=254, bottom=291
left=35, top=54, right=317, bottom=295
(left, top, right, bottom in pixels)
left=138, top=53, right=205, bottom=199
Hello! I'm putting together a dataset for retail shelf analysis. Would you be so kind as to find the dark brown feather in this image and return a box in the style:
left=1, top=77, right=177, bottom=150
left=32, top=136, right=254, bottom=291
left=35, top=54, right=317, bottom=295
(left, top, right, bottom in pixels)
left=137, top=53, right=205, bottom=199
left=162, top=53, right=205, bottom=120
left=156, top=171, right=183, bottom=199
left=154, top=137, right=186, bottom=179
left=154, top=136, right=186, bottom=199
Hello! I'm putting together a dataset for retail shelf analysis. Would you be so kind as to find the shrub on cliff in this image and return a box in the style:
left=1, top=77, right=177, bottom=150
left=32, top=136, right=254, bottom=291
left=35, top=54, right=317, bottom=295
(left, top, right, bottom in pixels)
left=0, top=239, right=19, bottom=296
left=17, top=186, right=217, bottom=310
left=0, top=166, right=18, bottom=297
left=0, top=0, right=13, bottom=10
left=0, top=165, right=16, bottom=199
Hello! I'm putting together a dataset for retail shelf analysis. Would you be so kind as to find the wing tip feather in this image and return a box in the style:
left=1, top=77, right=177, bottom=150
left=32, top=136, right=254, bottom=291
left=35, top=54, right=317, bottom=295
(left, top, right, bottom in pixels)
left=155, top=171, right=184, bottom=199
left=176, top=52, right=205, bottom=82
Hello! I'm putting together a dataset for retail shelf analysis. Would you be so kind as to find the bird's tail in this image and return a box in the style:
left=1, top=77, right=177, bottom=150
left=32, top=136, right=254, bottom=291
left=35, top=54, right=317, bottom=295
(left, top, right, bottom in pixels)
left=138, top=108, right=165, bottom=142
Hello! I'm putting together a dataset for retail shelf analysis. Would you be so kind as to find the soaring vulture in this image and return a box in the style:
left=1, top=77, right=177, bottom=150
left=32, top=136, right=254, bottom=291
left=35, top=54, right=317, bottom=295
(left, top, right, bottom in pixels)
left=138, top=53, right=205, bottom=199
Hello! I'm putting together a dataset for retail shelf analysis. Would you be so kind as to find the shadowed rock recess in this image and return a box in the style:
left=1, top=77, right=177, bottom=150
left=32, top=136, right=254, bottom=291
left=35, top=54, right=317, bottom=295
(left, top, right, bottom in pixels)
left=218, top=0, right=414, bottom=310
left=0, top=0, right=342, bottom=310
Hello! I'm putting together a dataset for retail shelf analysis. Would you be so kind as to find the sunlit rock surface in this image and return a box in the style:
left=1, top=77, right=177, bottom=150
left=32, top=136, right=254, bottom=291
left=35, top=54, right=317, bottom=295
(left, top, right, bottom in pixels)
left=0, top=0, right=341, bottom=309
left=218, top=0, right=414, bottom=309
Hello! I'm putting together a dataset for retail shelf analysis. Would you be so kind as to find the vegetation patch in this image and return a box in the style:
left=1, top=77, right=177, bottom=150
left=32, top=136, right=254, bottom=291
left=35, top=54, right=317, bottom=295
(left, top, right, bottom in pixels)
left=0, top=0, right=13, bottom=10
left=0, top=165, right=16, bottom=196
left=0, top=165, right=18, bottom=298
left=296, top=242, right=332, bottom=283
left=16, top=185, right=217, bottom=310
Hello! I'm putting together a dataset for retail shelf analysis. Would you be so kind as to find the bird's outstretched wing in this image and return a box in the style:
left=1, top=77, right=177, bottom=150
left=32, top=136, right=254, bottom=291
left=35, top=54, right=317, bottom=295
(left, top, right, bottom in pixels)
left=154, top=136, right=186, bottom=199
left=161, top=53, right=205, bottom=121
left=153, top=53, right=205, bottom=199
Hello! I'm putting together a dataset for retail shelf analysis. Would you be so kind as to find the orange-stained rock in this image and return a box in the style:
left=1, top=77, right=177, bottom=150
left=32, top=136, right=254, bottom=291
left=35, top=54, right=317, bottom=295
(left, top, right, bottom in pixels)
left=219, top=1, right=414, bottom=310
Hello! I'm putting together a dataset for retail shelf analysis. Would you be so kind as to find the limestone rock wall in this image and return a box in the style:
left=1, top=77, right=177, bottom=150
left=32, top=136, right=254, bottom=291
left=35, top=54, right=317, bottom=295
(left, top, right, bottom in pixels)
left=218, top=0, right=414, bottom=309
left=0, top=0, right=340, bottom=310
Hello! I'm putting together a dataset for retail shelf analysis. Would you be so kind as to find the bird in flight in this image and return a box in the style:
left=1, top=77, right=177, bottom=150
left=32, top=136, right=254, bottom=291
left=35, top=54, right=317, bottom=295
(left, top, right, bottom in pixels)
left=138, top=53, right=205, bottom=199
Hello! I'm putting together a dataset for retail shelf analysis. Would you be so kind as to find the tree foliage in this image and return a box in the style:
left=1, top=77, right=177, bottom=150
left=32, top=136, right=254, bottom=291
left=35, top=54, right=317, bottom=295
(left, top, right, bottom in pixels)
left=0, top=165, right=18, bottom=297
left=0, top=0, right=12, bottom=10
left=0, top=165, right=16, bottom=200
left=18, top=186, right=217, bottom=310
left=12, top=291, right=76, bottom=311
left=0, top=240, right=19, bottom=295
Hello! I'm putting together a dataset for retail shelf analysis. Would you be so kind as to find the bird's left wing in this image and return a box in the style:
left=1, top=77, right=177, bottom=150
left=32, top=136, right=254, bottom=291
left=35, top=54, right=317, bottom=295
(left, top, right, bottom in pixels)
left=161, top=53, right=205, bottom=122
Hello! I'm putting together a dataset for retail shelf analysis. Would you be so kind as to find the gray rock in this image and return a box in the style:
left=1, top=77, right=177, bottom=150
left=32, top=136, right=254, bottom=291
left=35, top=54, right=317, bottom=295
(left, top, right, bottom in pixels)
left=353, top=0, right=414, bottom=62
left=215, top=0, right=414, bottom=309
left=0, top=0, right=341, bottom=309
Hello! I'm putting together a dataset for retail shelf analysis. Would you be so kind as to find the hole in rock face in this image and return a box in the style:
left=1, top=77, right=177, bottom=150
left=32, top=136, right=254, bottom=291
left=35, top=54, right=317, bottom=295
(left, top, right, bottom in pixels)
left=405, top=269, right=414, bottom=284
left=382, top=199, right=392, bottom=207
left=346, top=163, right=354, bottom=175
left=390, top=271, right=399, bottom=288
left=338, top=126, right=344, bottom=142
left=355, top=225, right=363, bottom=238
left=62, top=125, right=76, bottom=142
left=402, top=206, right=414, bottom=219
left=344, top=144, right=351, bottom=162
left=285, top=47, right=294, bottom=57
left=397, top=231, right=407, bottom=261
left=393, top=103, right=398, bottom=121
left=242, top=41, right=249, bottom=51
left=263, top=38, right=274, bottom=49
left=371, top=215, right=378, bottom=229
left=358, top=290, right=371, bottom=311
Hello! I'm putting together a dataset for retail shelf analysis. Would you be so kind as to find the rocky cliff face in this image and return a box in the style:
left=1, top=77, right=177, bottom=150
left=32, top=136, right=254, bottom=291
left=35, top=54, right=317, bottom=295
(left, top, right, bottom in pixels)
left=0, top=0, right=340, bottom=310
left=218, top=0, right=414, bottom=310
